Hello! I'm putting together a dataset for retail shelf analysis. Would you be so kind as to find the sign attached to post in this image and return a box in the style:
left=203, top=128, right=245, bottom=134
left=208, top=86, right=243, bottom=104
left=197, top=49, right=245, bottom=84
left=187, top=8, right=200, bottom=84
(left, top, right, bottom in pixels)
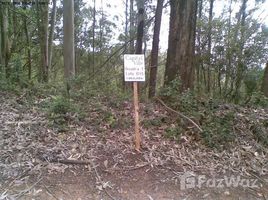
left=124, top=54, right=145, bottom=82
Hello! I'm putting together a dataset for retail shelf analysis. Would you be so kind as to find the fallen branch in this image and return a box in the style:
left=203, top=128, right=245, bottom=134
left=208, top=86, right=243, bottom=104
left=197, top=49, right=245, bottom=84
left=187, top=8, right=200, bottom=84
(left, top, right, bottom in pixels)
left=154, top=97, right=203, bottom=132
left=51, top=159, right=92, bottom=165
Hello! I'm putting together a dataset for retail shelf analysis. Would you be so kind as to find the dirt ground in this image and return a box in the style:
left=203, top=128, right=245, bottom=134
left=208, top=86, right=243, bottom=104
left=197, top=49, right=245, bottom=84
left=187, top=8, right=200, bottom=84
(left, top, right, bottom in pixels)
left=1, top=91, right=268, bottom=200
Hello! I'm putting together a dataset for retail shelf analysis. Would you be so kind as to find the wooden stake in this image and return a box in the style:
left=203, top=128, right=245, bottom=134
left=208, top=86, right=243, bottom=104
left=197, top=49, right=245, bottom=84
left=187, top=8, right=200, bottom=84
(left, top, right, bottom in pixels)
left=133, top=81, right=141, bottom=151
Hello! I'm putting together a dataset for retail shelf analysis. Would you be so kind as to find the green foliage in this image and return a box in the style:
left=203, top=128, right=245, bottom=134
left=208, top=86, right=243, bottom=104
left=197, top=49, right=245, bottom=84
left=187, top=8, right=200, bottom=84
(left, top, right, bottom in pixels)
left=0, top=77, right=18, bottom=92
left=244, top=71, right=260, bottom=96
left=165, top=125, right=183, bottom=140
left=46, top=95, right=84, bottom=131
left=103, top=111, right=117, bottom=128
left=201, top=111, right=235, bottom=150
left=160, top=79, right=181, bottom=100
left=247, top=92, right=268, bottom=108
left=160, top=79, right=200, bottom=114
left=142, top=116, right=166, bottom=128
left=49, top=96, right=71, bottom=115
left=251, top=123, right=268, bottom=147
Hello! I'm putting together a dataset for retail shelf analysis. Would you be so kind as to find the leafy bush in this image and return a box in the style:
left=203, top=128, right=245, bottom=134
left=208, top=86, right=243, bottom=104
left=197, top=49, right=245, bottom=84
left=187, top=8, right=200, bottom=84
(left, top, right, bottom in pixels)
left=47, top=95, right=83, bottom=131
left=244, top=72, right=259, bottom=96
left=50, top=96, right=71, bottom=115
left=165, top=125, right=183, bottom=140
left=159, top=79, right=181, bottom=102
left=251, top=123, right=268, bottom=147
left=201, top=111, right=235, bottom=150
left=247, top=92, right=268, bottom=108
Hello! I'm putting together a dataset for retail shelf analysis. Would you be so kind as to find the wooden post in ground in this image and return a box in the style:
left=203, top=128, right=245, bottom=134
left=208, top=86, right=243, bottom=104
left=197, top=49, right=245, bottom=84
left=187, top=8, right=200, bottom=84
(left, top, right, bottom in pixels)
left=124, top=54, right=145, bottom=151
left=133, top=81, right=141, bottom=150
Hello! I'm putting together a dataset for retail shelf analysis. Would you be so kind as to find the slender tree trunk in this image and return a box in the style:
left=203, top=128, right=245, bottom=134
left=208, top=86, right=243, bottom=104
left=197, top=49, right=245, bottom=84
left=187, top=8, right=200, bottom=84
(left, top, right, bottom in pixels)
left=164, top=0, right=198, bottom=92
left=196, top=0, right=203, bottom=92
left=1, top=3, right=10, bottom=78
left=124, top=0, right=128, bottom=53
left=233, top=0, right=247, bottom=102
left=12, top=4, right=17, bottom=52
left=129, top=0, right=135, bottom=53
left=207, top=0, right=214, bottom=94
left=63, top=0, right=75, bottom=89
left=0, top=3, right=2, bottom=69
left=23, top=6, right=32, bottom=80
left=37, top=1, right=49, bottom=82
left=123, top=0, right=129, bottom=90
left=135, top=0, right=144, bottom=54
left=218, top=67, right=222, bottom=95
left=48, top=0, right=57, bottom=71
left=92, top=0, right=96, bottom=73
left=148, top=0, right=164, bottom=98
left=224, top=0, right=233, bottom=97
left=261, top=62, right=268, bottom=97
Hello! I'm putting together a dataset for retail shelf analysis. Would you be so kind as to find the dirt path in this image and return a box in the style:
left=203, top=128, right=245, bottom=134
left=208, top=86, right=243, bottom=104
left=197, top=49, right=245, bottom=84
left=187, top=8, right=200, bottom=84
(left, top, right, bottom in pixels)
left=0, top=91, right=268, bottom=199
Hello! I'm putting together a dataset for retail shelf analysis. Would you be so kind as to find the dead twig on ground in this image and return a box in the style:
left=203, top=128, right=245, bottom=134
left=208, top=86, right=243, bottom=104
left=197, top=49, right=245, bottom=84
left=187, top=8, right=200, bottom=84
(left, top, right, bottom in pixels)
left=155, top=97, right=203, bottom=132
left=90, top=160, right=117, bottom=200
left=43, top=185, right=61, bottom=200
left=55, top=159, right=92, bottom=165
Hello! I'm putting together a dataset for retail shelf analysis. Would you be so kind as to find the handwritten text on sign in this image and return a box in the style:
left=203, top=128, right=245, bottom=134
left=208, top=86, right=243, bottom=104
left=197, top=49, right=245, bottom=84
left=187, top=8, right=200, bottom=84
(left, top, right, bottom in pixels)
left=124, top=54, right=145, bottom=82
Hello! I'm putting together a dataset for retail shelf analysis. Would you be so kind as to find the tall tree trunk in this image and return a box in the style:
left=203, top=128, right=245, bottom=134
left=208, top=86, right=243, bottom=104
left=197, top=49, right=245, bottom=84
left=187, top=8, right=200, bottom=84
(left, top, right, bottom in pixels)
left=207, top=0, right=214, bottom=94
left=124, top=0, right=128, bottom=53
left=224, top=0, right=233, bottom=97
left=135, top=0, right=144, bottom=54
left=148, top=0, right=164, bottom=98
left=23, top=5, right=32, bottom=80
left=48, top=0, right=57, bottom=71
left=37, top=1, right=49, bottom=82
left=164, top=0, right=198, bottom=92
left=233, top=0, right=247, bottom=102
left=63, top=0, right=75, bottom=93
left=92, top=0, right=96, bottom=73
left=261, top=62, right=268, bottom=97
left=12, top=4, right=18, bottom=52
left=196, top=0, right=203, bottom=92
left=0, top=3, right=2, bottom=69
left=123, top=0, right=129, bottom=90
left=129, top=0, right=135, bottom=53
left=1, top=3, right=11, bottom=78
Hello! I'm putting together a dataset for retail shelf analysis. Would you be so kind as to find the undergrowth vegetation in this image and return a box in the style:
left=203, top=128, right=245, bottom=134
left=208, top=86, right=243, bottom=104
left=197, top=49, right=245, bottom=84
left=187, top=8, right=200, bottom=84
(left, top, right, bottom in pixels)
left=1, top=75, right=267, bottom=151
left=159, top=79, right=268, bottom=150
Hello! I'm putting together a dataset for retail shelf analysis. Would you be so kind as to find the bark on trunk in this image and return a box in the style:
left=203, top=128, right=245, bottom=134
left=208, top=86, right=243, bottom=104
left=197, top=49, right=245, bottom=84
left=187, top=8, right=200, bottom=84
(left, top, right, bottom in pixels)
left=164, top=0, right=198, bottom=92
left=233, top=0, right=247, bottom=102
left=262, top=62, right=268, bottom=97
left=63, top=0, right=75, bottom=80
left=135, top=1, right=144, bottom=54
left=48, top=0, right=57, bottom=71
left=148, top=0, right=164, bottom=98
left=92, top=0, right=96, bottom=73
left=129, top=0, right=135, bottom=53
left=37, top=1, right=49, bottom=82
left=207, top=0, right=214, bottom=93
left=1, top=3, right=11, bottom=78
left=23, top=7, right=32, bottom=80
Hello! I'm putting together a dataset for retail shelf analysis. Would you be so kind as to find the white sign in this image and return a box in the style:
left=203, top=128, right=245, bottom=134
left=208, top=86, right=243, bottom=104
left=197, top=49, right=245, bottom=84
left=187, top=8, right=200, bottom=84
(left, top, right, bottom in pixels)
left=124, top=54, right=145, bottom=82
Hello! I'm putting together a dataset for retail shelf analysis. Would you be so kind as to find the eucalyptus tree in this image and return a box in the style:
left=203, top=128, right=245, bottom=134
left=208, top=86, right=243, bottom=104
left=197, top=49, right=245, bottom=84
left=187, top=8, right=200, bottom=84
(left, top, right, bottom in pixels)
left=1, top=2, right=11, bottom=78
left=164, top=0, right=198, bottom=92
left=36, top=0, right=49, bottom=82
left=148, top=0, right=164, bottom=98
left=48, top=0, right=57, bottom=71
left=63, top=0, right=75, bottom=96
